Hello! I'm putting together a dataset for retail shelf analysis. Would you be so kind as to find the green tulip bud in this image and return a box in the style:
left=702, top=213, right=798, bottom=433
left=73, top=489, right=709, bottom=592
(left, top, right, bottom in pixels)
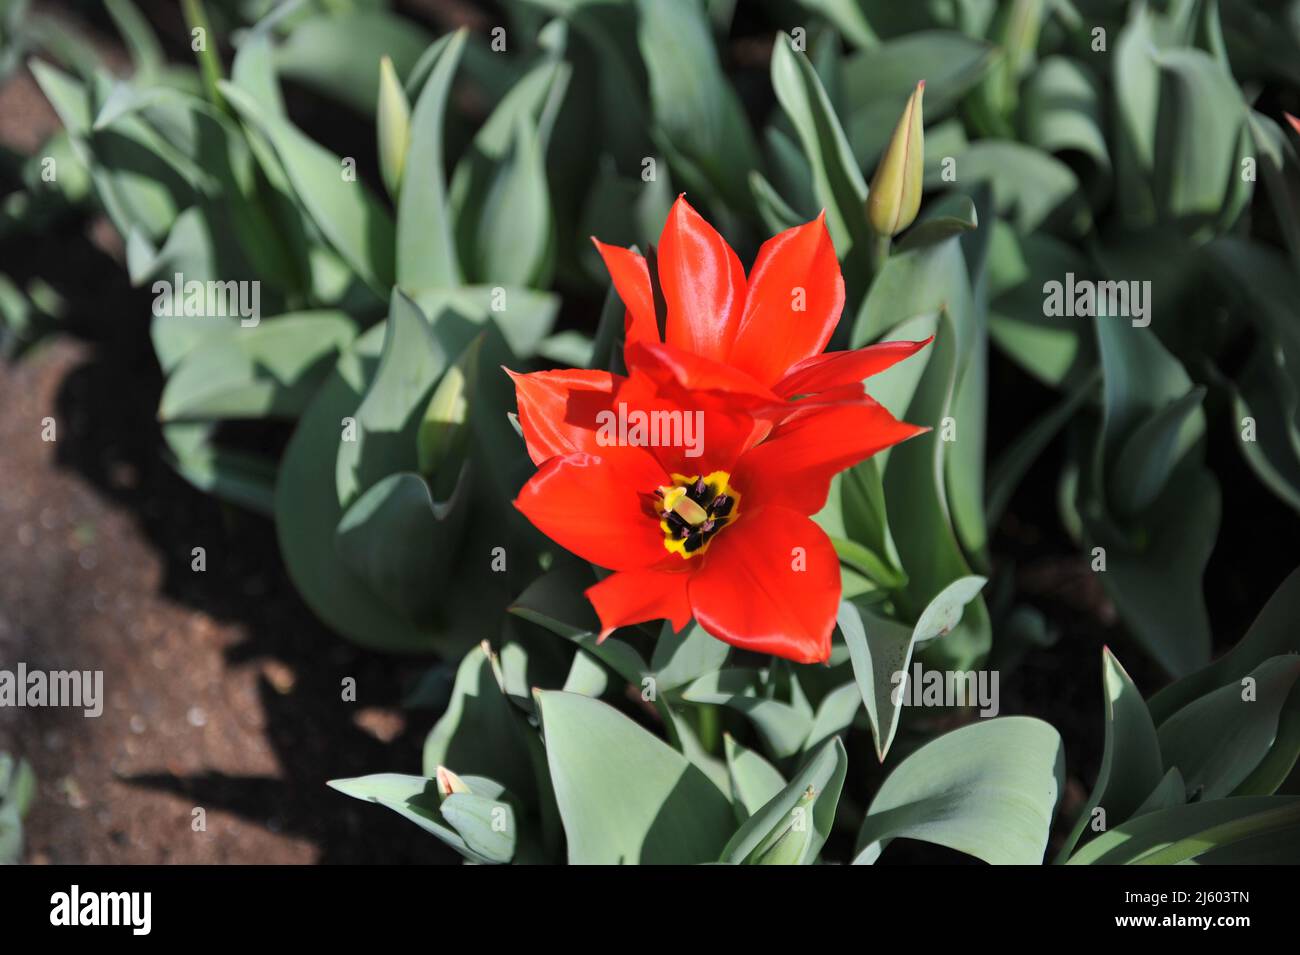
left=867, top=80, right=925, bottom=238
left=750, top=785, right=817, bottom=865
left=376, top=55, right=411, bottom=199
left=417, top=337, right=480, bottom=489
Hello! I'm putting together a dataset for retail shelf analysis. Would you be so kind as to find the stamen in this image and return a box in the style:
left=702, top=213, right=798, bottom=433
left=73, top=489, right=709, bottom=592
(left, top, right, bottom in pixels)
left=655, top=470, right=741, bottom=559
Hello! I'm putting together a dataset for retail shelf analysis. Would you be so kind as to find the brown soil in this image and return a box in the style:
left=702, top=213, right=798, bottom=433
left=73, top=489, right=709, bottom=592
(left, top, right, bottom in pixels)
left=0, top=332, right=458, bottom=864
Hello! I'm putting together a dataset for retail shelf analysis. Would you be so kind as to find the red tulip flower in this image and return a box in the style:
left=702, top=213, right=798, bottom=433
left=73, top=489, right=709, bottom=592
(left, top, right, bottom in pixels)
left=509, top=196, right=929, bottom=663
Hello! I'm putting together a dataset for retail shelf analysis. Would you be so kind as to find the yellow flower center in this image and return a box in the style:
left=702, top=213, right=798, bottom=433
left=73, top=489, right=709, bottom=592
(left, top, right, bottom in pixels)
left=655, top=471, right=741, bottom=559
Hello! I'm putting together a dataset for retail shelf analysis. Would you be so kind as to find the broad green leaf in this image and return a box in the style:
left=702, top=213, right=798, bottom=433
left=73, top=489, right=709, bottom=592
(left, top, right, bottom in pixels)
left=274, top=8, right=433, bottom=115
left=158, top=312, right=355, bottom=421
left=1157, top=656, right=1300, bottom=801
left=842, top=30, right=997, bottom=163
left=855, top=717, right=1064, bottom=864
left=537, top=691, right=734, bottom=864
left=651, top=621, right=730, bottom=694
left=1151, top=568, right=1300, bottom=723
left=275, top=329, right=437, bottom=653
left=335, top=470, right=468, bottom=624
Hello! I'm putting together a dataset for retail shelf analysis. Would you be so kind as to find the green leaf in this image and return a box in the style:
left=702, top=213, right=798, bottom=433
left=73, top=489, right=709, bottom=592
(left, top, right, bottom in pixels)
left=439, top=792, right=516, bottom=864
left=326, top=772, right=510, bottom=864
left=335, top=470, right=468, bottom=624
left=682, top=669, right=814, bottom=760
left=635, top=0, right=759, bottom=214
left=273, top=8, right=433, bottom=115
left=396, top=30, right=466, bottom=290
left=1109, top=386, right=1207, bottom=516
left=219, top=81, right=395, bottom=295
left=1153, top=48, right=1246, bottom=225
left=1020, top=55, right=1110, bottom=181
left=724, top=734, right=786, bottom=820
left=537, top=691, right=734, bottom=864
left=720, top=738, right=847, bottom=864
left=1157, top=656, right=1300, bottom=800
left=1150, top=568, right=1300, bottom=723
left=771, top=32, right=869, bottom=257
left=423, top=645, right=537, bottom=803
left=1055, top=648, right=1163, bottom=861
left=1066, top=796, right=1300, bottom=865
left=275, top=329, right=437, bottom=653
left=942, top=140, right=1082, bottom=233
left=854, top=717, right=1064, bottom=864
left=158, top=312, right=355, bottom=422
left=651, top=621, right=730, bottom=694
left=842, top=30, right=997, bottom=162
left=840, top=577, right=986, bottom=761
left=336, top=291, right=477, bottom=509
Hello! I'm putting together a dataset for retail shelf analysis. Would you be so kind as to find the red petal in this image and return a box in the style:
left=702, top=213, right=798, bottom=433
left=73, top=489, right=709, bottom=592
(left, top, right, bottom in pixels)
left=612, top=365, right=763, bottom=476
left=1287, top=113, right=1300, bottom=136
left=587, top=566, right=693, bottom=641
left=514, top=450, right=669, bottom=570
left=658, top=195, right=746, bottom=363
left=774, top=337, right=933, bottom=398
left=688, top=507, right=839, bottom=663
left=508, top=367, right=623, bottom=465
left=625, top=339, right=778, bottom=408
left=591, top=238, right=660, bottom=353
left=728, top=212, right=845, bottom=386
left=733, top=397, right=926, bottom=515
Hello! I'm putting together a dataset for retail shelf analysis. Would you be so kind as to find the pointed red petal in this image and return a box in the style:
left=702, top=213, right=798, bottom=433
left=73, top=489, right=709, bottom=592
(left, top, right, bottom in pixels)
left=591, top=238, right=660, bottom=351
left=612, top=365, right=763, bottom=477
left=733, top=397, right=926, bottom=515
left=658, top=195, right=746, bottom=363
left=728, top=212, right=845, bottom=386
left=587, top=566, right=693, bottom=641
left=624, top=339, right=778, bottom=408
left=1287, top=112, right=1300, bottom=136
left=508, top=367, right=623, bottom=465
left=514, top=450, right=669, bottom=570
left=774, top=337, right=932, bottom=398
left=688, top=507, right=839, bottom=663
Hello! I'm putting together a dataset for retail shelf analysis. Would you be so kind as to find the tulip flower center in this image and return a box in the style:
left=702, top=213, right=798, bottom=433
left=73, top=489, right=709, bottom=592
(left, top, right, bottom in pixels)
left=654, top=471, right=740, bottom=559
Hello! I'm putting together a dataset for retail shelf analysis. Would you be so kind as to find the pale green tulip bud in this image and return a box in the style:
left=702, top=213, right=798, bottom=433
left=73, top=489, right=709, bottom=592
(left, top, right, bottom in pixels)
left=376, top=55, right=411, bottom=199
left=867, top=80, right=925, bottom=238
left=417, top=337, right=480, bottom=485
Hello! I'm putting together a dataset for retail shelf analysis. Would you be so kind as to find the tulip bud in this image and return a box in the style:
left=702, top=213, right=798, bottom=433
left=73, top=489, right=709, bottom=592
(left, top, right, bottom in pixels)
left=867, top=80, right=925, bottom=238
left=435, top=765, right=471, bottom=797
left=417, top=336, right=480, bottom=487
left=376, top=55, right=411, bottom=199
left=750, top=785, right=817, bottom=865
